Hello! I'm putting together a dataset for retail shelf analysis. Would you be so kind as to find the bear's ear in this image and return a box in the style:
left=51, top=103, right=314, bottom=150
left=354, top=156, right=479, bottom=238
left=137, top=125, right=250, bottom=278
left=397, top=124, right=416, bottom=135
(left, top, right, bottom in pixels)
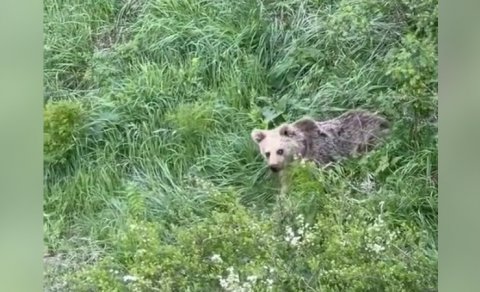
left=278, top=124, right=296, bottom=137
left=292, top=118, right=318, bottom=134
left=251, top=129, right=266, bottom=143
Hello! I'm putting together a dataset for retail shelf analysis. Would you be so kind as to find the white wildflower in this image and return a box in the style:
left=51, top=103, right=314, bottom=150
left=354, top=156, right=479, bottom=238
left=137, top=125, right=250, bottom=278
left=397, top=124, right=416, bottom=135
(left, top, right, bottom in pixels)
left=296, top=214, right=305, bottom=224
left=297, top=226, right=305, bottom=236
left=284, top=226, right=301, bottom=247
left=285, top=226, right=295, bottom=238
left=366, top=243, right=385, bottom=254
left=372, top=243, right=385, bottom=253
left=210, top=254, right=223, bottom=264
left=266, top=278, right=274, bottom=289
left=290, top=236, right=301, bottom=246
left=227, top=266, right=236, bottom=274
left=219, top=278, right=229, bottom=290
left=263, top=266, right=275, bottom=274
left=386, top=229, right=398, bottom=245
left=122, top=275, right=138, bottom=282
left=241, top=282, right=252, bottom=291
left=218, top=266, right=242, bottom=291
left=246, top=275, right=258, bottom=283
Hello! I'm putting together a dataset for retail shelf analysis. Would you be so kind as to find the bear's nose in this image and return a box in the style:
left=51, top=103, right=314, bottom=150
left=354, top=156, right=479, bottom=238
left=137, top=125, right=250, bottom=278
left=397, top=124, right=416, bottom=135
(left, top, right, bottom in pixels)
left=270, top=166, right=280, bottom=172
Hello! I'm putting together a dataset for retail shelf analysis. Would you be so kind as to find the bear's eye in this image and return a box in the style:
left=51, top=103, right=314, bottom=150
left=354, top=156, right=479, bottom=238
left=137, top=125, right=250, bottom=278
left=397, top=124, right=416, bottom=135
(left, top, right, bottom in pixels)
left=265, top=152, right=270, bottom=158
left=277, top=149, right=284, bottom=155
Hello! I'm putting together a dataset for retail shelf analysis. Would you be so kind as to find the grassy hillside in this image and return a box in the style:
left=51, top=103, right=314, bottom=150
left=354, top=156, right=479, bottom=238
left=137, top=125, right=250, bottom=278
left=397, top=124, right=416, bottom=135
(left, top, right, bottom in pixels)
left=44, top=0, right=438, bottom=290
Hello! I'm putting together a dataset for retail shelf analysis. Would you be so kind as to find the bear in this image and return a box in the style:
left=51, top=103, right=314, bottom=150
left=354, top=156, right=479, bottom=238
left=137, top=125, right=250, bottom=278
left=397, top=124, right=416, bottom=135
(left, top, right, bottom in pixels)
left=250, top=109, right=390, bottom=173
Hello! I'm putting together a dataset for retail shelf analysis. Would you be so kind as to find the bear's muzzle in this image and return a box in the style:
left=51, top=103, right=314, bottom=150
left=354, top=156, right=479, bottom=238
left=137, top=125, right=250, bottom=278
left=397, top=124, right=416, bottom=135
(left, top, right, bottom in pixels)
left=269, top=165, right=281, bottom=172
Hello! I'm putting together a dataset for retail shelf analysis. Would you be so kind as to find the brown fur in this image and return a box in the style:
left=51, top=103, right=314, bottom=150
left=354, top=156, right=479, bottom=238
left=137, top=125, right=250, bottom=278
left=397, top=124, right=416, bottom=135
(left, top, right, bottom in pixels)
left=251, top=109, right=390, bottom=172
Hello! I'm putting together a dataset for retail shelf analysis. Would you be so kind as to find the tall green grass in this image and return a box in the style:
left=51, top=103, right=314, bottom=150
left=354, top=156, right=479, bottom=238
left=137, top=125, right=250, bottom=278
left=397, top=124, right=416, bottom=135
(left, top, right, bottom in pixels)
left=44, top=0, right=437, bottom=290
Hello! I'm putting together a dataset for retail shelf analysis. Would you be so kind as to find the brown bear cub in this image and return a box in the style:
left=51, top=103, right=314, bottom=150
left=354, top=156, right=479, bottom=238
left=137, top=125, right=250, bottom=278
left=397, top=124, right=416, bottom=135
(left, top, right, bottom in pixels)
left=251, top=110, right=390, bottom=173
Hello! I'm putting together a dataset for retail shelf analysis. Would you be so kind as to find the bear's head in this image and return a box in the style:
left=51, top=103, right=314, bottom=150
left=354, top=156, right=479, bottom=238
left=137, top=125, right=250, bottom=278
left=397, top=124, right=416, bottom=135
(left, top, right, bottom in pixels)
left=251, top=118, right=318, bottom=172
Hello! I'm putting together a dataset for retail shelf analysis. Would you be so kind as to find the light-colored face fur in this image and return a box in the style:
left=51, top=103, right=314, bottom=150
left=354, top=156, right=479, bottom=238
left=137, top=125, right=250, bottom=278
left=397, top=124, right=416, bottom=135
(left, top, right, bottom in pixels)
left=251, top=123, right=305, bottom=172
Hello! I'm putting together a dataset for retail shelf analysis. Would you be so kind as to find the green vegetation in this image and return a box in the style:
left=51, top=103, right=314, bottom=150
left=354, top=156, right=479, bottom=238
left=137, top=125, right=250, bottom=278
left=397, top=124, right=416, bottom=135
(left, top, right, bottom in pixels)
left=44, top=0, right=438, bottom=290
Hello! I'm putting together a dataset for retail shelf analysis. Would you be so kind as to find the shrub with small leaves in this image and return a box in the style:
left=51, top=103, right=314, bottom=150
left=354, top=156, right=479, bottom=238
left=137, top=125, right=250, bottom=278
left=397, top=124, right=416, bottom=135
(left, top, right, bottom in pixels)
left=44, top=100, right=87, bottom=165
left=385, top=33, right=437, bottom=96
left=70, top=189, right=282, bottom=291
left=69, top=164, right=436, bottom=291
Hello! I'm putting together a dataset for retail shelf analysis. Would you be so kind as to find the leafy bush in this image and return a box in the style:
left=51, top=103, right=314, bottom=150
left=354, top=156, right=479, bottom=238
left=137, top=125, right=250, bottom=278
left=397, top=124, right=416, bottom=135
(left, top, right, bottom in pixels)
left=70, top=162, right=436, bottom=291
left=44, top=100, right=87, bottom=165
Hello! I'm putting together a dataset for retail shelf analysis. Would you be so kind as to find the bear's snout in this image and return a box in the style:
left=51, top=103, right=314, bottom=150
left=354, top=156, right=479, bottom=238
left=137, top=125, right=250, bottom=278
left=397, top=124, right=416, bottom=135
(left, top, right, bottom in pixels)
left=269, top=165, right=281, bottom=172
